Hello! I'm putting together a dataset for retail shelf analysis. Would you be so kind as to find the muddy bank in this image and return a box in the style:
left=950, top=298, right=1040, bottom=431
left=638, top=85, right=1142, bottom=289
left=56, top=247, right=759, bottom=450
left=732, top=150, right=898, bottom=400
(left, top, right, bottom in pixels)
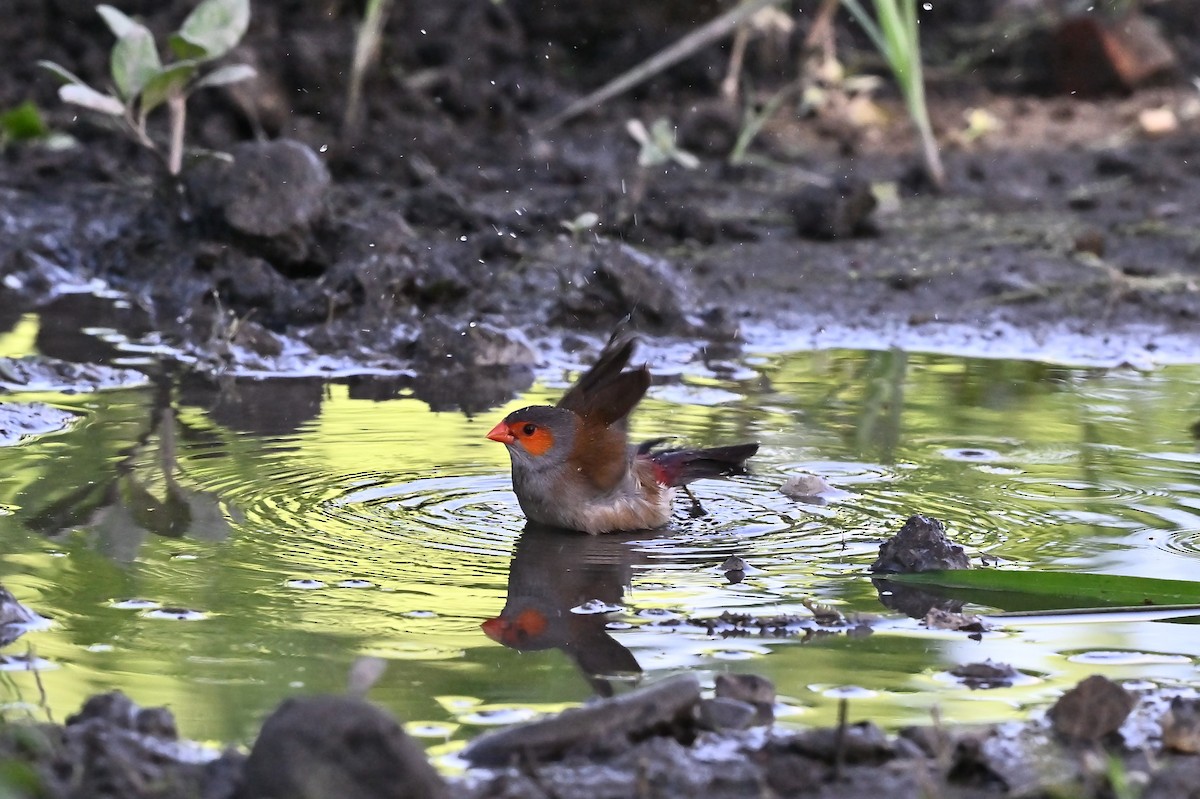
left=2, top=1, right=1200, bottom=400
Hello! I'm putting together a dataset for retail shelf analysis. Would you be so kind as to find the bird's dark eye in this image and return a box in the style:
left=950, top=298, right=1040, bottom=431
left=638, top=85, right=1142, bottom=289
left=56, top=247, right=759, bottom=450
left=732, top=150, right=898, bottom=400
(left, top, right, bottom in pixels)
left=522, top=423, right=537, bottom=436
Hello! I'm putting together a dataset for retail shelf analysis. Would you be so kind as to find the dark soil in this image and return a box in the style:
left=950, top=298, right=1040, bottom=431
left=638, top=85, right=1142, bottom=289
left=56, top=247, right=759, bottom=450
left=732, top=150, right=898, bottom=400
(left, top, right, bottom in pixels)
left=3, top=0, right=1200, bottom=393
left=3, top=1, right=1200, bottom=796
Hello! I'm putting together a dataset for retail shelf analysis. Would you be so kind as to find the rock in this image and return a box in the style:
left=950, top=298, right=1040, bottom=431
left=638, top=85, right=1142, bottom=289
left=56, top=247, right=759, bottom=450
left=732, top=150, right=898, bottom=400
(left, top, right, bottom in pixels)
left=411, top=320, right=537, bottom=412
left=463, top=673, right=701, bottom=767
left=1161, top=696, right=1200, bottom=754
left=415, top=320, right=536, bottom=369
left=715, top=673, right=775, bottom=726
left=552, top=239, right=693, bottom=331
left=44, top=692, right=242, bottom=799
left=1048, top=675, right=1135, bottom=742
left=870, top=514, right=971, bottom=574
left=780, top=473, right=836, bottom=503
left=0, top=401, right=77, bottom=445
left=785, top=176, right=877, bottom=240
left=949, top=660, right=1018, bottom=689
left=773, top=721, right=895, bottom=765
left=1143, top=756, right=1200, bottom=799
left=696, top=697, right=756, bottom=731
left=924, top=608, right=989, bottom=634
left=240, top=695, right=448, bottom=799
left=187, top=139, right=330, bottom=265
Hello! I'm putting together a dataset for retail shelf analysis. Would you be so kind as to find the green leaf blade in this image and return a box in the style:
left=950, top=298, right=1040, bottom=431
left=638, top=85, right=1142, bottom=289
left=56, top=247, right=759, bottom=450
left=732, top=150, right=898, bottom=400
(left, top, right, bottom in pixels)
left=192, top=63, right=256, bottom=91
left=176, top=0, right=250, bottom=61
left=0, top=101, right=49, bottom=140
left=111, top=27, right=162, bottom=101
left=885, top=569, right=1200, bottom=611
left=139, top=61, right=199, bottom=116
left=96, top=4, right=141, bottom=38
left=58, top=84, right=125, bottom=116
left=37, top=60, right=88, bottom=87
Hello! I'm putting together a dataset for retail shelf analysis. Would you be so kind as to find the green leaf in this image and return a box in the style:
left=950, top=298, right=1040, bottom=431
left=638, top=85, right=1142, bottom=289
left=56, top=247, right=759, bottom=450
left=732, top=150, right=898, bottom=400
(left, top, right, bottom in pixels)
left=37, top=60, right=87, bottom=87
left=174, top=0, right=250, bottom=61
left=58, top=84, right=125, bottom=116
left=139, top=61, right=199, bottom=116
left=111, top=27, right=162, bottom=101
left=884, top=569, right=1200, bottom=611
left=0, top=101, right=49, bottom=140
left=96, top=4, right=141, bottom=38
left=193, top=63, right=255, bottom=90
left=168, top=33, right=208, bottom=61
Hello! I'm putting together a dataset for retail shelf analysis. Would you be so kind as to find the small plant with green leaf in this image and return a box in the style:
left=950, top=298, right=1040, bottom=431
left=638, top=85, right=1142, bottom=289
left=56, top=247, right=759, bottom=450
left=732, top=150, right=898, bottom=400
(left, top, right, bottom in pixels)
left=39, top=0, right=255, bottom=176
left=840, top=0, right=945, bottom=190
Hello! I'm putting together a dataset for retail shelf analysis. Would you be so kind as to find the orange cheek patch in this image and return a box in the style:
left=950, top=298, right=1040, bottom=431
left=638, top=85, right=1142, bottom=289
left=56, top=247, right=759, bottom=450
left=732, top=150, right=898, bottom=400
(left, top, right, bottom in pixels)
left=514, top=608, right=548, bottom=637
left=517, top=427, right=554, bottom=456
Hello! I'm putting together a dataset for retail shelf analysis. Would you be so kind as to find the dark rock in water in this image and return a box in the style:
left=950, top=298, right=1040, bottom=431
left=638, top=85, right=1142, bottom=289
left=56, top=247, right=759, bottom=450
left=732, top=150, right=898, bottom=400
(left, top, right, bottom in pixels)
left=950, top=660, right=1019, bottom=690
left=0, top=401, right=77, bottom=445
left=549, top=239, right=693, bottom=332
left=871, top=514, right=971, bottom=574
left=0, top=356, right=148, bottom=393
left=1048, top=674, right=1134, bottom=742
left=785, top=176, right=877, bottom=240
left=186, top=139, right=330, bottom=266
left=463, top=673, right=702, bottom=767
left=240, top=695, right=448, bottom=799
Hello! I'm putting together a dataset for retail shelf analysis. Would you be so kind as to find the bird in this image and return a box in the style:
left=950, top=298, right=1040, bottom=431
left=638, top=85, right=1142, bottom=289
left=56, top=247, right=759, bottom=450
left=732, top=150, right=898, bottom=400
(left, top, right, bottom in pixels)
left=486, top=333, right=758, bottom=534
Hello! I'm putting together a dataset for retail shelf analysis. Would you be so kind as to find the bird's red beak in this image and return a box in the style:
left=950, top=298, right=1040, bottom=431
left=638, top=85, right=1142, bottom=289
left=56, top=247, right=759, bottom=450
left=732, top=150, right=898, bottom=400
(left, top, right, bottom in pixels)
left=486, top=421, right=515, bottom=444
left=480, top=617, right=507, bottom=642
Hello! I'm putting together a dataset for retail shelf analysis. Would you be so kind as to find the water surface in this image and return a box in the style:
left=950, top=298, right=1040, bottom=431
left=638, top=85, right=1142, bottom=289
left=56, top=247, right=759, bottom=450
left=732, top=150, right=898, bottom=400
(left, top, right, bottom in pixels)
left=1, top=321, right=1199, bottom=758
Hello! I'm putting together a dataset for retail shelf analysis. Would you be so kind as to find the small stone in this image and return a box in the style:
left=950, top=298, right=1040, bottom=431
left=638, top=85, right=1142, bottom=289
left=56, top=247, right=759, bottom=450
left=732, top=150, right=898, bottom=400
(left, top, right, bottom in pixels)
left=1138, top=106, right=1178, bottom=137
left=720, top=556, right=747, bottom=572
left=780, top=474, right=833, bottom=499
left=696, top=697, right=756, bottom=731
left=715, top=673, right=775, bottom=725
left=1161, top=696, right=1200, bottom=754
left=1048, top=675, right=1134, bottom=742
left=785, top=176, right=877, bottom=240
left=949, top=660, right=1018, bottom=690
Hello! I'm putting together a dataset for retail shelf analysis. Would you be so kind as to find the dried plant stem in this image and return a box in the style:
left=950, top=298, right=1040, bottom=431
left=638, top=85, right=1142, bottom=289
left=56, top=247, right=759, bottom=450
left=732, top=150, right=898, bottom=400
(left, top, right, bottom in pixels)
left=537, top=0, right=782, bottom=132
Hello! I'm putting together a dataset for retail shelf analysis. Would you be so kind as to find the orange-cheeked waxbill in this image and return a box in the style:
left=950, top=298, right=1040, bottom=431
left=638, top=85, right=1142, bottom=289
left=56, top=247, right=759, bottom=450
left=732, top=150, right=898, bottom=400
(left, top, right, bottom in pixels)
left=486, top=334, right=758, bottom=534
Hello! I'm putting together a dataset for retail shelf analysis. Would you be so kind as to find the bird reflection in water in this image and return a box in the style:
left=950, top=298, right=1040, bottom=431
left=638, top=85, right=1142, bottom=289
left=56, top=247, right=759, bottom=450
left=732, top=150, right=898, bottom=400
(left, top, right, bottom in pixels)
left=482, top=524, right=660, bottom=697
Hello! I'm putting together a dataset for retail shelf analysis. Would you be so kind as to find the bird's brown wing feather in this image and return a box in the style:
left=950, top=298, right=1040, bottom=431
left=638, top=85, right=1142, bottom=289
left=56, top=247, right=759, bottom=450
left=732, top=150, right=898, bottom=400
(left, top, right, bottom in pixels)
left=557, top=335, right=649, bottom=429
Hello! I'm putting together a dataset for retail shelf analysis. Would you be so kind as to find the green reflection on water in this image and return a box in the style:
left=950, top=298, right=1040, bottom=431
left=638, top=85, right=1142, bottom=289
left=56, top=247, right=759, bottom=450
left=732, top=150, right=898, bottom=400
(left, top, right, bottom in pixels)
left=0, top=347, right=1198, bottom=752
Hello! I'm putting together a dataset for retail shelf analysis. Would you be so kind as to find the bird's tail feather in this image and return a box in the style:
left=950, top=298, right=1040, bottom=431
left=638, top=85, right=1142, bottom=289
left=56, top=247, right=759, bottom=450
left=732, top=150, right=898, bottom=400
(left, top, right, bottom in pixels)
left=646, top=443, right=759, bottom=487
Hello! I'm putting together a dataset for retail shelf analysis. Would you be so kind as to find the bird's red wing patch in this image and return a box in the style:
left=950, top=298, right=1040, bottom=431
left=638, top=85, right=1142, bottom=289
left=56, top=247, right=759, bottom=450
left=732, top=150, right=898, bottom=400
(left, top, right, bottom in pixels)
left=514, top=424, right=555, bottom=456
left=646, top=456, right=673, bottom=486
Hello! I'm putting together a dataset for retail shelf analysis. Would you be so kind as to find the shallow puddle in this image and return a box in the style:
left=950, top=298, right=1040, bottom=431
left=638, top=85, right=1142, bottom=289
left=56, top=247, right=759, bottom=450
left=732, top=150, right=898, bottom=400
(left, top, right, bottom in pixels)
left=1, top=319, right=1199, bottom=758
